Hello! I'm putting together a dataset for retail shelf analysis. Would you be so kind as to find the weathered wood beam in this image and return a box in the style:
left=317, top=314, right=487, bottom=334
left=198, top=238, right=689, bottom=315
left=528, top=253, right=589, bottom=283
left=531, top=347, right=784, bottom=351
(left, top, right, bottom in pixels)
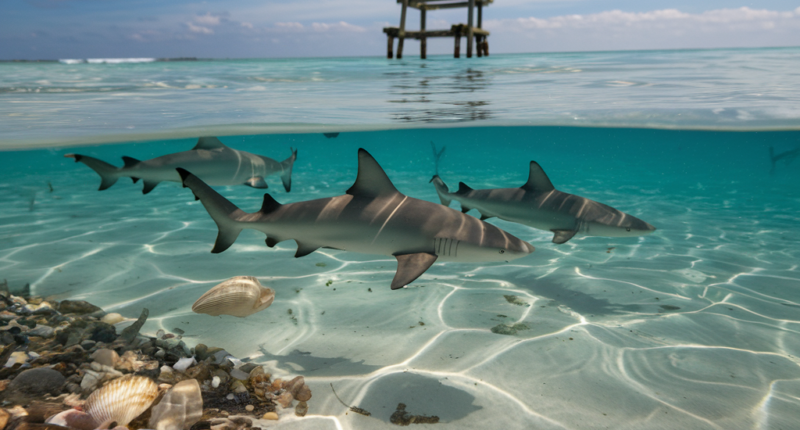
left=467, top=0, right=474, bottom=58
left=397, top=0, right=408, bottom=59
left=420, top=9, right=427, bottom=59
left=387, top=36, right=394, bottom=59
left=383, top=26, right=489, bottom=38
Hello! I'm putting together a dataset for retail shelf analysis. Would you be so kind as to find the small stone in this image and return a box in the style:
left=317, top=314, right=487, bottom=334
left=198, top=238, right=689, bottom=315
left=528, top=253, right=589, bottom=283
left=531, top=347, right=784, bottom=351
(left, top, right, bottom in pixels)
left=120, top=308, right=149, bottom=343
left=194, top=344, right=208, bottom=360
left=91, top=348, right=119, bottom=367
left=27, top=324, right=55, bottom=338
left=261, top=412, right=278, bottom=421
left=225, top=393, right=234, bottom=400
left=229, top=368, right=249, bottom=381
left=89, top=322, right=117, bottom=343
left=185, top=362, right=210, bottom=382
left=238, top=363, right=258, bottom=374
left=57, top=300, right=102, bottom=314
left=100, top=312, right=125, bottom=325
left=80, top=339, right=96, bottom=350
left=230, top=380, right=247, bottom=394
left=244, top=405, right=254, bottom=412
left=294, top=401, right=308, bottom=417
left=8, top=367, right=65, bottom=397
left=295, top=384, right=312, bottom=402
left=211, top=376, right=221, bottom=388
left=276, top=391, right=293, bottom=408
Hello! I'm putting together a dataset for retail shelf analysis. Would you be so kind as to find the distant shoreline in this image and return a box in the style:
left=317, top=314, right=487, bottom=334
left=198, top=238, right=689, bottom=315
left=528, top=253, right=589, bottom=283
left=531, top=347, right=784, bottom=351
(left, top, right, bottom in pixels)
left=0, top=57, right=200, bottom=64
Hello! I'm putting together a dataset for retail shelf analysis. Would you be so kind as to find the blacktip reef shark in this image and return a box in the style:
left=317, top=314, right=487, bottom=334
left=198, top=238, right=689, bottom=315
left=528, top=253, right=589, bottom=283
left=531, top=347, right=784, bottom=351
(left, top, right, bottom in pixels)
left=769, top=146, right=800, bottom=175
left=431, top=162, right=656, bottom=244
left=177, top=148, right=534, bottom=290
left=65, top=137, right=297, bottom=194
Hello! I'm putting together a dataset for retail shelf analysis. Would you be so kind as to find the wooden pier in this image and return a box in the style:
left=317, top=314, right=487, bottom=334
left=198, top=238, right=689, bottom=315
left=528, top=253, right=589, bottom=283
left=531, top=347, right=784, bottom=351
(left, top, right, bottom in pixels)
left=384, top=0, right=492, bottom=59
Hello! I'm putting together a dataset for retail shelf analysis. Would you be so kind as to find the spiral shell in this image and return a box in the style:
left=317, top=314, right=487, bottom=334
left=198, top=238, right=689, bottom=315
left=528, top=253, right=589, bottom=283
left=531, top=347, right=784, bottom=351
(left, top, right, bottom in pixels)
left=84, top=375, right=159, bottom=426
left=192, top=276, right=275, bottom=318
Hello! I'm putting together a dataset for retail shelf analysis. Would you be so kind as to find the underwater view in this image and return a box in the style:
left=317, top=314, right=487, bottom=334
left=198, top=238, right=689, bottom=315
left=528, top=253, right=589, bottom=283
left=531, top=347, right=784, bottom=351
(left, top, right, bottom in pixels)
left=2, top=49, right=800, bottom=429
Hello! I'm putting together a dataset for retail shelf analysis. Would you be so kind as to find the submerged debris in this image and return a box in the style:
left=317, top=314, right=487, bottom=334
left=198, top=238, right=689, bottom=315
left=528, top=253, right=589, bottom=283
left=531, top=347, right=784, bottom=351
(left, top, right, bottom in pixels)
left=490, top=322, right=530, bottom=335
left=389, top=403, right=439, bottom=426
left=503, top=295, right=529, bottom=307
left=330, top=383, right=371, bottom=417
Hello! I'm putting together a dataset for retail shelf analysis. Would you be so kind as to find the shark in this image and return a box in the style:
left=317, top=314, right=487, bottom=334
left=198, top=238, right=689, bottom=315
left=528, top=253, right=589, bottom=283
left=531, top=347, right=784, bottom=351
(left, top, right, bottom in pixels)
left=177, top=148, right=534, bottom=289
left=65, top=137, right=297, bottom=194
left=769, top=146, right=800, bottom=175
left=431, top=161, right=656, bottom=244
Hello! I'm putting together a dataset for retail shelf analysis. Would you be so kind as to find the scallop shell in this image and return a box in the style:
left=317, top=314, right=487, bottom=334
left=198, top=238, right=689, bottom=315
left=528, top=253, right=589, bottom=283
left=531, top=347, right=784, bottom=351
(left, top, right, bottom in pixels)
left=84, top=375, right=159, bottom=426
left=192, top=276, right=275, bottom=318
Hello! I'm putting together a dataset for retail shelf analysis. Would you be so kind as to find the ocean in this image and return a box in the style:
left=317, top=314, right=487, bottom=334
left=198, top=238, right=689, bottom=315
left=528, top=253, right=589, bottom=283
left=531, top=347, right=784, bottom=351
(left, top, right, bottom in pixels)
left=1, top=48, right=799, bottom=429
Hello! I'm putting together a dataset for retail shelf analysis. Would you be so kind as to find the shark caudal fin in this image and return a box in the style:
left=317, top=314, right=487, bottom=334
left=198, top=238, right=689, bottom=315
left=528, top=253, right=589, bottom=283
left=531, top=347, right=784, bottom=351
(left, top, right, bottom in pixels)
left=176, top=168, right=244, bottom=253
left=64, top=154, right=120, bottom=191
left=279, top=148, right=298, bottom=192
left=429, top=175, right=452, bottom=206
left=430, top=141, right=446, bottom=176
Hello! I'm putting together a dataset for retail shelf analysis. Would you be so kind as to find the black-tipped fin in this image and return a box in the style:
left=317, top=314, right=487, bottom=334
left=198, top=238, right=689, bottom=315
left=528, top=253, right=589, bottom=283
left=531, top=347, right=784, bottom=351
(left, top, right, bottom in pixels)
left=552, top=229, right=576, bottom=244
left=323, top=132, right=339, bottom=139
left=121, top=156, right=141, bottom=168
left=391, top=253, right=438, bottom=290
left=131, top=177, right=140, bottom=184
left=294, top=242, right=319, bottom=258
left=460, top=205, right=472, bottom=214
left=265, top=237, right=279, bottom=248
left=192, top=136, right=227, bottom=151
left=260, top=194, right=282, bottom=214
left=522, top=161, right=555, bottom=192
left=142, top=181, right=159, bottom=195
left=479, top=214, right=493, bottom=221
left=346, top=148, right=399, bottom=198
left=456, top=182, right=473, bottom=194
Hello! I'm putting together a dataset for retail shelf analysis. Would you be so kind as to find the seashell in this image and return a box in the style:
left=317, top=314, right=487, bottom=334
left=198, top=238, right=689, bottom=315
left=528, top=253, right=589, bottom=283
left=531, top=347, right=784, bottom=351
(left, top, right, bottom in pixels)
left=84, top=375, right=159, bottom=426
left=192, top=276, right=274, bottom=318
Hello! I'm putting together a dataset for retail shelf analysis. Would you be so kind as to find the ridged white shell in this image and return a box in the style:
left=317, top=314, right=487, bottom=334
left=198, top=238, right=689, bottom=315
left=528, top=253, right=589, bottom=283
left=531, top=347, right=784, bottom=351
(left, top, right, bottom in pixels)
left=84, top=375, right=159, bottom=426
left=192, top=276, right=275, bottom=318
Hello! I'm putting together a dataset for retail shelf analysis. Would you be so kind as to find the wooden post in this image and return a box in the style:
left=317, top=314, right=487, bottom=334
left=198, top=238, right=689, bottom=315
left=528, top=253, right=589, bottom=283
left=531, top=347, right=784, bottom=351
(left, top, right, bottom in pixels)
left=483, top=39, right=489, bottom=56
left=420, top=8, right=427, bottom=60
left=476, top=3, right=483, bottom=57
left=466, top=0, right=474, bottom=58
left=454, top=28, right=461, bottom=58
left=387, top=36, right=394, bottom=59
left=397, top=0, right=408, bottom=59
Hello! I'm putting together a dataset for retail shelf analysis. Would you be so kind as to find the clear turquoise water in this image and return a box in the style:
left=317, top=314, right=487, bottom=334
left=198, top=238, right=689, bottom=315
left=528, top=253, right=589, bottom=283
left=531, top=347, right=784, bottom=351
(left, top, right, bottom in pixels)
left=2, top=50, right=800, bottom=428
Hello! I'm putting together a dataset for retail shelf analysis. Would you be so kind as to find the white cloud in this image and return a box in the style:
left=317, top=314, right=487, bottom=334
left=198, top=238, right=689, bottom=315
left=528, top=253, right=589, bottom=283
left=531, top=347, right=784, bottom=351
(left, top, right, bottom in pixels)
left=240, top=22, right=254, bottom=29
left=311, top=21, right=366, bottom=32
left=195, top=13, right=222, bottom=26
left=483, top=7, right=800, bottom=51
left=275, top=22, right=304, bottom=31
left=186, top=22, right=213, bottom=35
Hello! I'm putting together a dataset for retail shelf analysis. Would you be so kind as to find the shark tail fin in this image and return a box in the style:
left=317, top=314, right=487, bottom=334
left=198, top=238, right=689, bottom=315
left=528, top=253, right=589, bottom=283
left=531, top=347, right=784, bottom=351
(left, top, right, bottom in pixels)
left=176, top=168, right=244, bottom=253
left=429, top=175, right=452, bottom=206
left=431, top=142, right=446, bottom=176
left=279, top=148, right=298, bottom=192
left=64, top=154, right=120, bottom=191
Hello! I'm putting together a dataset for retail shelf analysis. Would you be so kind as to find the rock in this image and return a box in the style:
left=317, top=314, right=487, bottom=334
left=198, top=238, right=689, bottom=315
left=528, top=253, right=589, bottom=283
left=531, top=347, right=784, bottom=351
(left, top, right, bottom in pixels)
left=275, top=391, right=293, bottom=408
left=283, top=376, right=303, bottom=395
left=211, top=376, right=220, bottom=388
left=7, top=367, right=65, bottom=397
left=184, top=362, right=210, bottom=382
left=57, top=300, right=102, bottom=315
left=244, top=405, right=254, bottom=412
left=210, top=369, right=229, bottom=387
left=100, top=313, right=125, bottom=325
left=229, top=368, right=249, bottom=381
left=80, top=340, right=96, bottom=350
left=173, top=357, right=196, bottom=373
left=194, top=344, right=208, bottom=360
left=24, top=401, right=67, bottom=424
left=27, top=325, right=55, bottom=338
left=238, top=363, right=258, bottom=374
left=148, top=379, right=203, bottom=430
left=390, top=403, right=439, bottom=426
left=295, top=384, right=312, bottom=402
left=261, top=412, right=278, bottom=421
left=230, top=380, right=247, bottom=394
left=45, top=409, right=96, bottom=430
left=120, top=308, right=149, bottom=343
left=89, top=323, right=116, bottom=343
left=294, top=401, right=308, bottom=417
left=91, top=349, right=119, bottom=367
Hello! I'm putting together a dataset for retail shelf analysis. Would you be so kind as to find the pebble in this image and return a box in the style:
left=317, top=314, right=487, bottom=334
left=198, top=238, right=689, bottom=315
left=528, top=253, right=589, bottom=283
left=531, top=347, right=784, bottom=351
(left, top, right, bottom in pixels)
left=212, top=376, right=221, bottom=388
left=27, top=324, right=55, bottom=338
left=245, top=405, right=254, bottom=412
left=7, top=367, right=65, bottom=397
left=57, top=300, right=102, bottom=314
left=262, top=412, right=279, bottom=420
left=100, top=312, right=125, bottom=325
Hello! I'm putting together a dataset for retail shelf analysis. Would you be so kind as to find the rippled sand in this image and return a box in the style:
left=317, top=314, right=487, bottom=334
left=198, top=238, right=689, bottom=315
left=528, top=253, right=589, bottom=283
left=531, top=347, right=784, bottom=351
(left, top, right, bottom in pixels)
left=1, top=129, right=799, bottom=429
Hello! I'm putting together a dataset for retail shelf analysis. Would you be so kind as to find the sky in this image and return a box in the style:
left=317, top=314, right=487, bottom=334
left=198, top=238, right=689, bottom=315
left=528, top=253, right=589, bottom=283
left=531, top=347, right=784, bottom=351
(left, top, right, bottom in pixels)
left=1, top=1, right=800, bottom=59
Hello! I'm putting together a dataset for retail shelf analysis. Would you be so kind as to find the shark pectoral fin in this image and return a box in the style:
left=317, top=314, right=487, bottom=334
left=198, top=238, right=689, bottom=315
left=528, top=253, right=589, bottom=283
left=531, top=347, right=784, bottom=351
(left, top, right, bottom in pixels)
left=142, top=181, right=159, bottom=195
left=551, top=230, right=576, bottom=244
left=245, top=176, right=268, bottom=189
left=294, top=242, right=319, bottom=258
left=479, top=214, right=493, bottom=221
left=460, top=205, right=472, bottom=214
left=265, top=237, right=279, bottom=248
left=391, top=253, right=438, bottom=290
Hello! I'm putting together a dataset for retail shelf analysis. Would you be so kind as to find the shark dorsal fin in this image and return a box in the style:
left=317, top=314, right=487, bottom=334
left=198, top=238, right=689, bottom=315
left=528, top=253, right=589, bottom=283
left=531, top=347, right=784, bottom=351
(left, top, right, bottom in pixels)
left=346, top=148, right=399, bottom=197
left=521, top=161, right=555, bottom=192
left=457, top=182, right=473, bottom=194
left=121, top=156, right=141, bottom=168
left=192, top=137, right=228, bottom=151
left=260, top=194, right=282, bottom=214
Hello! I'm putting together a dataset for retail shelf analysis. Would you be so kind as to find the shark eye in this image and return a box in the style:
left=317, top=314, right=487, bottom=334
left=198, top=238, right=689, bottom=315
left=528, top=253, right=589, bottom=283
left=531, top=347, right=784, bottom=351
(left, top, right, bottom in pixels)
left=499, top=249, right=505, bottom=254
left=626, top=227, right=631, bottom=232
